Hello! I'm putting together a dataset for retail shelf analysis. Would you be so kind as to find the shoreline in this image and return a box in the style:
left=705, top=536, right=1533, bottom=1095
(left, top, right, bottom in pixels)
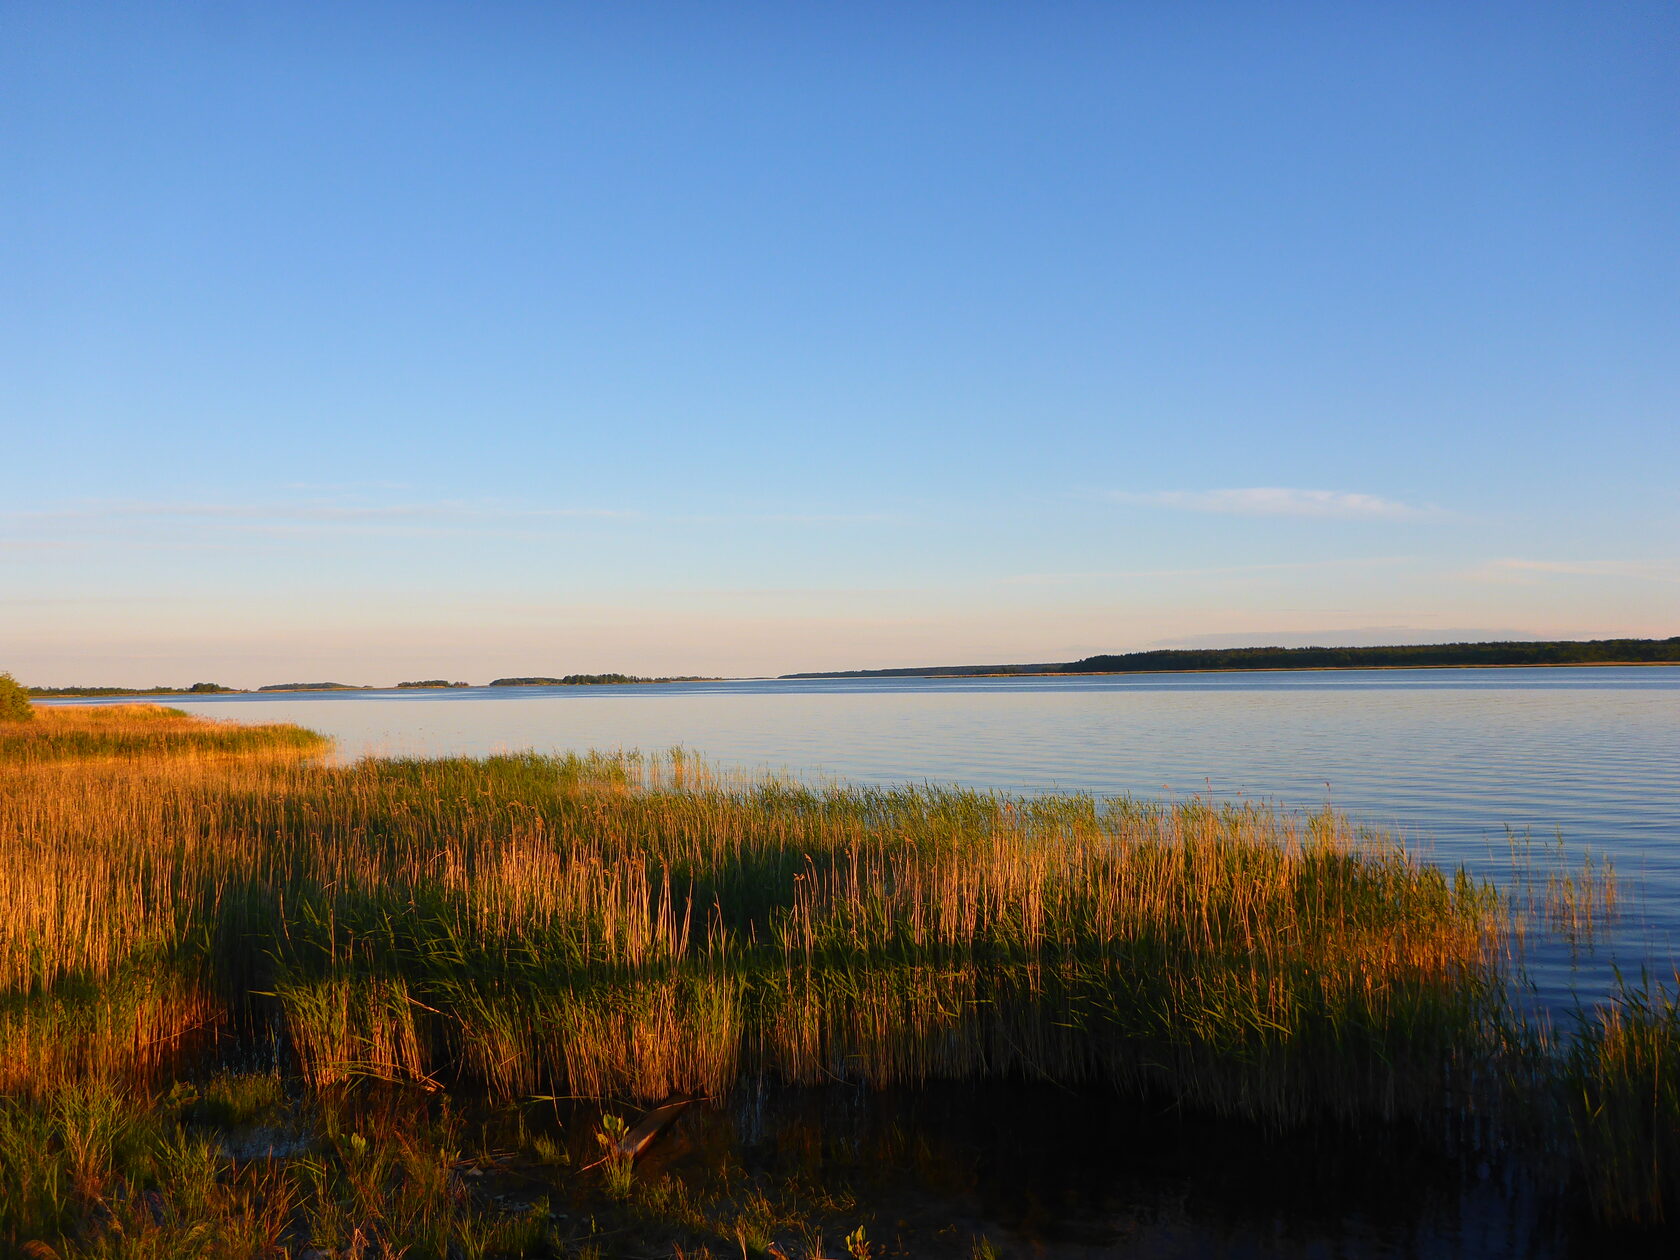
left=31, top=658, right=1680, bottom=700
left=840, top=659, right=1680, bottom=680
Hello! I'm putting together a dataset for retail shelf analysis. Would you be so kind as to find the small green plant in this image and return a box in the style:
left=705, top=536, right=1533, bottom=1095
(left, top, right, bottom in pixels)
left=846, top=1225, right=875, bottom=1260
left=595, top=1113, right=634, bottom=1198
left=530, top=1134, right=568, bottom=1166
left=175, top=1072, right=287, bottom=1129
left=0, top=673, right=32, bottom=723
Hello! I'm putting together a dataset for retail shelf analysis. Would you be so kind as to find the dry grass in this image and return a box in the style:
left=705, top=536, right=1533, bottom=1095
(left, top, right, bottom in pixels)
left=0, top=702, right=328, bottom=762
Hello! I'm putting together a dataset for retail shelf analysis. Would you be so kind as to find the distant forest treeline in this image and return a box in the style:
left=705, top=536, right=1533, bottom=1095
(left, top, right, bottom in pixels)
left=257, top=683, right=370, bottom=692
left=782, top=637, right=1680, bottom=679
left=24, top=675, right=718, bottom=696
left=1061, top=638, right=1680, bottom=673
left=27, top=682, right=236, bottom=697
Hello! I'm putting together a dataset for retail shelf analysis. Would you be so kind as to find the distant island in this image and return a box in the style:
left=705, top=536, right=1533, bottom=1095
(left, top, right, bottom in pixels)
left=23, top=676, right=720, bottom=696
left=27, top=682, right=239, bottom=697
left=488, top=674, right=715, bottom=686
left=781, top=636, right=1680, bottom=679
left=256, top=682, right=373, bottom=692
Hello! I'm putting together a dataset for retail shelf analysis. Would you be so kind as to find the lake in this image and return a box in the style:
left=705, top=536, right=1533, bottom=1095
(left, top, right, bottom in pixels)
left=49, top=666, right=1680, bottom=1005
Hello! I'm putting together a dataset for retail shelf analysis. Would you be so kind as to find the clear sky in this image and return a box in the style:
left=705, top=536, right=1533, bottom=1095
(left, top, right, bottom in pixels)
left=4, top=1, right=1676, bottom=686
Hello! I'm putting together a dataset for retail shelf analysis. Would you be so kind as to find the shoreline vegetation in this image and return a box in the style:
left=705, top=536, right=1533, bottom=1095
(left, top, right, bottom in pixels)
left=782, top=635, right=1680, bottom=679
left=0, top=701, right=1675, bottom=1256
left=26, top=675, right=722, bottom=698
left=19, top=637, right=1677, bottom=698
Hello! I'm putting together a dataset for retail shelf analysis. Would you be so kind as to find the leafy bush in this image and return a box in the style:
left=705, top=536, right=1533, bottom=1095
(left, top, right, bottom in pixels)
left=0, top=673, right=32, bottom=723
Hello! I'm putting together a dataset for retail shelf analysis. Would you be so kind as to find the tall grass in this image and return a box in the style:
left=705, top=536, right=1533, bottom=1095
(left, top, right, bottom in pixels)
left=1566, top=973, right=1680, bottom=1225
left=0, top=703, right=328, bottom=762
left=0, top=704, right=1673, bottom=1248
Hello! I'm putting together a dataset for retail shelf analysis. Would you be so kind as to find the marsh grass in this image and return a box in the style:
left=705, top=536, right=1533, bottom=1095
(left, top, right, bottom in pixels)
left=1, top=703, right=328, bottom=762
left=1566, top=973, right=1680, bottom=1225
left=0, top=705, right=1674, bottom=1252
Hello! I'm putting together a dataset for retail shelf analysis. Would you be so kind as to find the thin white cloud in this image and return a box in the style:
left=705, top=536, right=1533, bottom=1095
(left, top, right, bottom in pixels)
left=1151, top=626, right=1547, bottom=649
left=0, top=497, right=904, bottom=551
left=674, top=511, right=899, bottom=526
left=1001, top=556, right=1418, bottom=584
left=113, top=501, right=637, bottom=523
left=0, top=539, right=80, bottom=551
left=281, top=481, right=414, bottom=493
left=1470, top=558, right=1680, bottom=584
left=6, top=499, right=891, bottom=529
left=0, top=500, right=639, bottom=545
left=1110, top=488, right=1433, bottom=519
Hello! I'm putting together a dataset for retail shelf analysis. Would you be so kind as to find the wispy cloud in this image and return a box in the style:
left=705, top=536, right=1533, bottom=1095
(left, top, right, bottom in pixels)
left=0, top=499, right=639, bottom=546
left=1151, top=626, right=1546, bottom=649
left=1110, top=488, right=1434, bottom=520
left=281, top=481, right=414, bottom=493
left=0, top=497, right=905, bottom=551
left=1001, top=556, right=1417, bottom=585
left=109, top=500, right=637, bottom=523
left=7, top=500, right=894, bottom=529
left=674, top=511, right=899, bottom=527
left=1469, top=558, right=1680, bottom=584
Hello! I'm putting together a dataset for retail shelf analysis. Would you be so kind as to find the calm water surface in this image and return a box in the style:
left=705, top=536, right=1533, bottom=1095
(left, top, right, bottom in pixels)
left=60, top=667, right=1680, bottom=999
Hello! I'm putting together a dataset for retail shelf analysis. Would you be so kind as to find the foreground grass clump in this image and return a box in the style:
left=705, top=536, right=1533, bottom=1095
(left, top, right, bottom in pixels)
left=0, top=1077, right=564, bottom=1260
left=1567, top=975, right=1680, bottom=1225
left=0, top=705, right=1672, bottom=1251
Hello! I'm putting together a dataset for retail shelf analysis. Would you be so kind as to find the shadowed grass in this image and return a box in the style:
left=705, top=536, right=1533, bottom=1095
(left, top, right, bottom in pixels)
left=1566, top=974, right=1680, bottom=1225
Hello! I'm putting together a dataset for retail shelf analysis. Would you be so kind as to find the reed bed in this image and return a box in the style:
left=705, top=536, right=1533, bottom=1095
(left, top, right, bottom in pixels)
left=0, top=704, right=1674, bottom=1253
left=0, top=702, right=329, bottom=763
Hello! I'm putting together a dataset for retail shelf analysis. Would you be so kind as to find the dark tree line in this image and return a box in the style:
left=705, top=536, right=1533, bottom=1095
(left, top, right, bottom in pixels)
left=27, top=682, right=236, bottom=696
left=784, top=637, right=1680, bottom=679
left=1059, top=637, right=1680, bottom=674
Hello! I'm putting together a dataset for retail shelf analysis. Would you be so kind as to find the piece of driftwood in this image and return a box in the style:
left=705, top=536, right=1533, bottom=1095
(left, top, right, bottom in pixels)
left=582, top=1096, right=705, bottom=1170
left=617, top=1096, right=702, bottom=1160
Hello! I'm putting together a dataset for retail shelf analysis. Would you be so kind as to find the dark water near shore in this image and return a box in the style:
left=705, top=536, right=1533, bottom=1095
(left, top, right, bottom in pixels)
left=488, top=1082, right=1652, bottom=1259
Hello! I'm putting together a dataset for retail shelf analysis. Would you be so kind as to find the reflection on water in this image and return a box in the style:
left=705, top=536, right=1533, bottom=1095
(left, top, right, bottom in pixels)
left=54, top=667, right=1680, bottom=1003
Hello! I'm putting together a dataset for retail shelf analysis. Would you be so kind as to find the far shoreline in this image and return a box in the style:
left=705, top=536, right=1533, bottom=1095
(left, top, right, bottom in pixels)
left=857, top=659, right=1680, bottom=680
left=26, top=657, right=1680, bottom=701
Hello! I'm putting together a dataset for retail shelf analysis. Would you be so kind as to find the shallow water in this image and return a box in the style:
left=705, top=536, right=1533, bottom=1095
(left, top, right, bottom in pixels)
left=51, top=667, right=1680, bottom=1006
left=500, top=1083, right=1652, bottom=1259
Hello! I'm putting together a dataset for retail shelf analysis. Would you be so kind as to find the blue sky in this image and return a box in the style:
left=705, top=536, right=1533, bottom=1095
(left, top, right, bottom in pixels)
left=3, top=1, right=1676, bottom=685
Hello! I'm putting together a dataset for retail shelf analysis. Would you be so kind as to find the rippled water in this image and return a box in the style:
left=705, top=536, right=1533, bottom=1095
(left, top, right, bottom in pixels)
left=55, top=667, right=1680, bottom=1002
